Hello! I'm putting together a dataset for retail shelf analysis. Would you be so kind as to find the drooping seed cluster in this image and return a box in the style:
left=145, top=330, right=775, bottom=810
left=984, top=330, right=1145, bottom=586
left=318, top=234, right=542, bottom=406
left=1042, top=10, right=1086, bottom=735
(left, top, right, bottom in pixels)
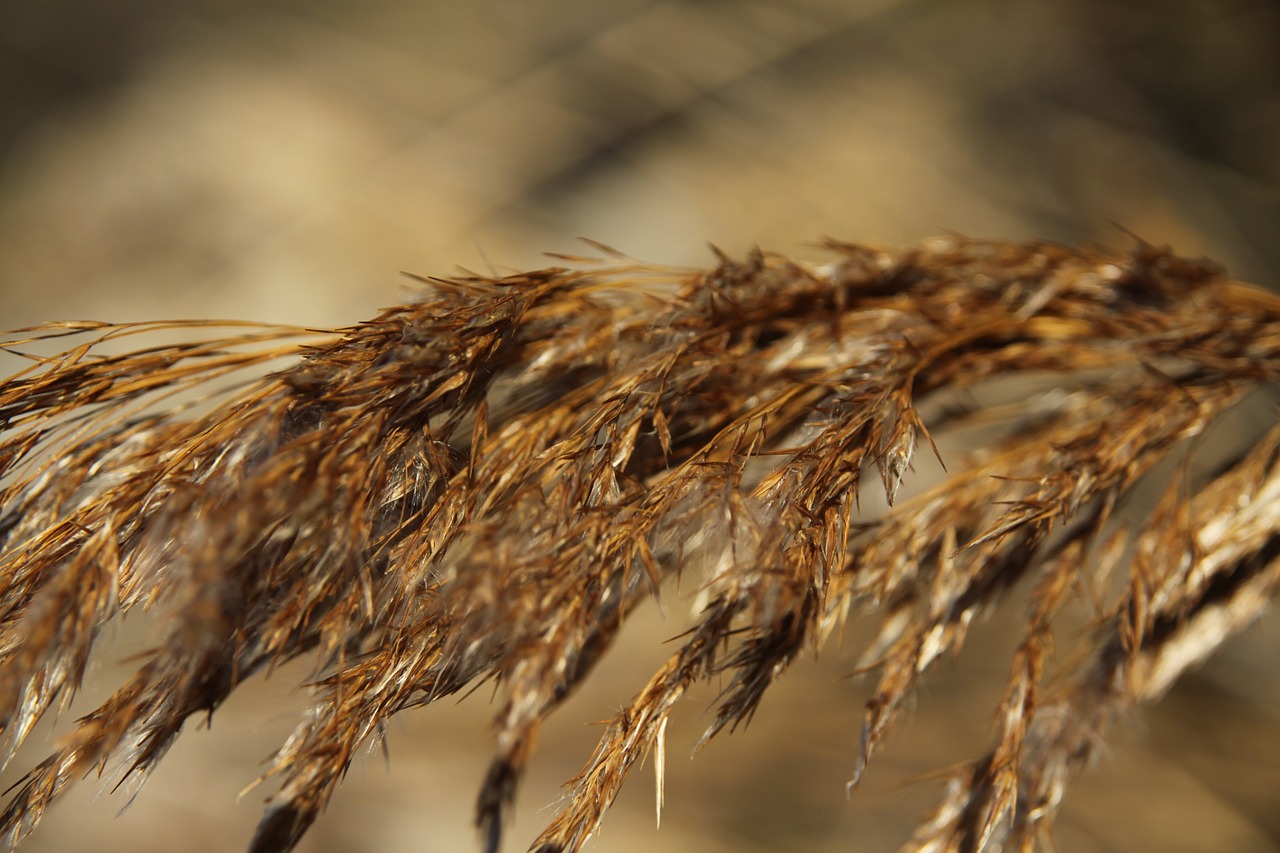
left=1, top=237, right=1277, bottom=851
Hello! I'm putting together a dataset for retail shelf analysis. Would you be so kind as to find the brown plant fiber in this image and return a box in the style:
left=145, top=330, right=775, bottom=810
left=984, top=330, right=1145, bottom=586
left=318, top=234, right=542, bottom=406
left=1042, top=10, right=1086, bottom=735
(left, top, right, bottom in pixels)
left=1, top=236, right=1278, bottom=851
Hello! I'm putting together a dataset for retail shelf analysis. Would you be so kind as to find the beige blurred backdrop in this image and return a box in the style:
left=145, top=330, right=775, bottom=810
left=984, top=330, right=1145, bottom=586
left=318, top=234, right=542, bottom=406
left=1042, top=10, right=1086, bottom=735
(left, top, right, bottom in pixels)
left=2, top=1, right=1279, bottom=851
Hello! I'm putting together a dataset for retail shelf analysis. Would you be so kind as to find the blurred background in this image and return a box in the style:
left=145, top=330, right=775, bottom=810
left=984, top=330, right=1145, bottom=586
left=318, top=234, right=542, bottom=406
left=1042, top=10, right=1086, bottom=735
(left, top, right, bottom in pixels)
left=2, top=0, right=1279, bottom=850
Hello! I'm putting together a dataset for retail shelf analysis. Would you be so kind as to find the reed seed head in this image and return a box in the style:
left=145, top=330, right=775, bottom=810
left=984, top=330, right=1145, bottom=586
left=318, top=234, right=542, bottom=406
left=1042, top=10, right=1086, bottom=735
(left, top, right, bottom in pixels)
left=0, top=236, right=1276, bottom=851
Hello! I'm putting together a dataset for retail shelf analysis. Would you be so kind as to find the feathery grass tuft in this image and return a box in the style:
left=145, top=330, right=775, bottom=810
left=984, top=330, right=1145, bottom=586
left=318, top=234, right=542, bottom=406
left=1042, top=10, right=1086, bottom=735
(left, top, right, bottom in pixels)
left=1, top=236, right=1277, bottom=851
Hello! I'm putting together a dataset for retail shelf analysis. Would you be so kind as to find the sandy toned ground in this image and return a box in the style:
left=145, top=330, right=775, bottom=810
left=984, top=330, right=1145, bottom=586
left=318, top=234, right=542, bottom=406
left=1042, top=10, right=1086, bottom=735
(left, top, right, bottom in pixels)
left=2, top=1, right=1278, bottom=851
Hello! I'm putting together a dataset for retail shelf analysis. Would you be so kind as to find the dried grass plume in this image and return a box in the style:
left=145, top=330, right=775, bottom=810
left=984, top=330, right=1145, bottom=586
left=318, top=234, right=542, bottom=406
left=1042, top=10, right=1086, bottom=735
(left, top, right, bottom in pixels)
left=1, top=236, right=1278, bottom=851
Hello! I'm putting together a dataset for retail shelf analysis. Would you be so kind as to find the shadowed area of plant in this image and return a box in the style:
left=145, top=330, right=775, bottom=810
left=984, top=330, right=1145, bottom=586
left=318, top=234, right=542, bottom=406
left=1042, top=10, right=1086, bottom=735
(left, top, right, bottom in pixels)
left=0, top=237, right=1277, bottom=852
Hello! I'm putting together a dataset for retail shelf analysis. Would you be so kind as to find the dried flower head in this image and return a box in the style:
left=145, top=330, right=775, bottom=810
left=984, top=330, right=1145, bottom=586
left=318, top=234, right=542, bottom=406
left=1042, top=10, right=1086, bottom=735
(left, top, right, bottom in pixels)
left=0, top=236, right=1277, bottom=851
